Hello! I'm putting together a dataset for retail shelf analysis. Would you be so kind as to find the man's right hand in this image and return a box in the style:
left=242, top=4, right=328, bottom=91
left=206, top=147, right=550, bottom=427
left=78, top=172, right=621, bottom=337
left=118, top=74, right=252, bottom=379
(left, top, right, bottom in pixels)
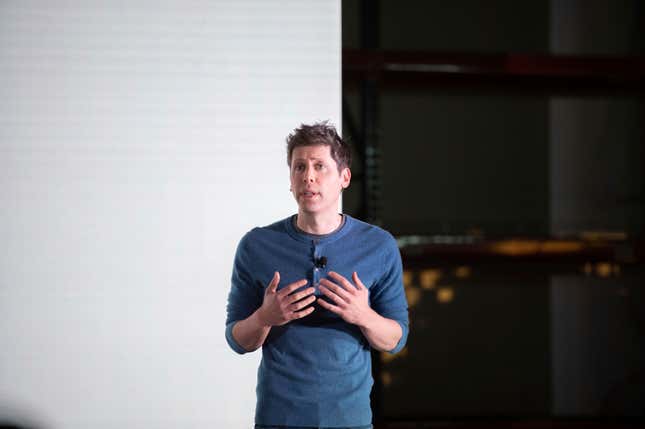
left=257, top=272, right=316, bottom=327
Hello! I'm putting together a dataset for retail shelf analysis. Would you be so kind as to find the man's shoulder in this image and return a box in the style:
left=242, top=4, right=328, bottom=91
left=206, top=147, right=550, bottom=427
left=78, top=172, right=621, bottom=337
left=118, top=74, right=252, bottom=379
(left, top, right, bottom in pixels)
left=345, top=215, right=397, bottom=246
left=238, top=216, right=291, bottom=246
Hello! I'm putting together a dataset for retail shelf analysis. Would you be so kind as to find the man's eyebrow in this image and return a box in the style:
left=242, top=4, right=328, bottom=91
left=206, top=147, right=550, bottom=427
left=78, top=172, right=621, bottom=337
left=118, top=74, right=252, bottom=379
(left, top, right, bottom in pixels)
left=292, top=157, right=324, bottom=162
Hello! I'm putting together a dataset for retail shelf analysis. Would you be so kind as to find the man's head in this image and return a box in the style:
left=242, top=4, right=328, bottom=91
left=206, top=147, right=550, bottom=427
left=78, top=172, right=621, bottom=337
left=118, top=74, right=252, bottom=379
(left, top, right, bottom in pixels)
left=287, top=122, right=352, bottom=218
left=286, top=121, right=351, bottom=172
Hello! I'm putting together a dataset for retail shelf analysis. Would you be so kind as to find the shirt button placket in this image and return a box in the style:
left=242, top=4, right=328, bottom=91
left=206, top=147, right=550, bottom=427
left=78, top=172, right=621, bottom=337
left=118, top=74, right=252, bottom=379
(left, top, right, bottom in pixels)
left=312, top=239, right=321, bottom=295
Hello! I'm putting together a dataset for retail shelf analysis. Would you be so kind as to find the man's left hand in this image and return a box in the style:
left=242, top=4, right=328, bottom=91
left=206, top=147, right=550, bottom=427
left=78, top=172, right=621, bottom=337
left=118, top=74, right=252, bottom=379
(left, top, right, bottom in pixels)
left=318, top=271, right=375, bottom=327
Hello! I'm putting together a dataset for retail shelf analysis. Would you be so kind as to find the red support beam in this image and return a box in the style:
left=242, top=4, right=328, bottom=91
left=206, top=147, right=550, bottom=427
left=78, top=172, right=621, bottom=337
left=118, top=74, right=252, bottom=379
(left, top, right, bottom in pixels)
left=343, top=50, right=645, bottom=95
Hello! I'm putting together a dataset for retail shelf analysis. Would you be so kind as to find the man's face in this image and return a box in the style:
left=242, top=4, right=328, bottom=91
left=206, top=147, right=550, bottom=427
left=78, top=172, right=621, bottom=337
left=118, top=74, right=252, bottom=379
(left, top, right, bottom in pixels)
left=290, top=145, right=351, bottom=217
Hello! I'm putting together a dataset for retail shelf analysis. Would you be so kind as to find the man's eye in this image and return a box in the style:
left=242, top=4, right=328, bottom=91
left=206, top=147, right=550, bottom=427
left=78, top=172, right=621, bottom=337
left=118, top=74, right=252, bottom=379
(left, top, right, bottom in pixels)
left=295, top=165, right=305, bottom=171
left=315, top=164, right=324, bottom=170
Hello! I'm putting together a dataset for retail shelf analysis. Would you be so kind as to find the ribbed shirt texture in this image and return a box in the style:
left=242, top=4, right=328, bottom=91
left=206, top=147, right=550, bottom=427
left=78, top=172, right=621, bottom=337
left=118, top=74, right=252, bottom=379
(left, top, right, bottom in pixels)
left=225, top=214, right=409, bottom=427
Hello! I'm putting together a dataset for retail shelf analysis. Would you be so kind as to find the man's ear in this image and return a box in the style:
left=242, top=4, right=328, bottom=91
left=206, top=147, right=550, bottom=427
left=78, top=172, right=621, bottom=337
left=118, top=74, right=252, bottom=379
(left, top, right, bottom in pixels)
left=341, top=167, right=351, bottom=189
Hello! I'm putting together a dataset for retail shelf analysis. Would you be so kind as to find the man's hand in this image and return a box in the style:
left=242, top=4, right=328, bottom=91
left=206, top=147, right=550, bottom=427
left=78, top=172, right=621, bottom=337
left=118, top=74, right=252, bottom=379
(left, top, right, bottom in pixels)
left=257, top=272, right=316, bottom=327
left=318, top=271, right=403, bottom=352
left=318, top=271, right=375, bottom=327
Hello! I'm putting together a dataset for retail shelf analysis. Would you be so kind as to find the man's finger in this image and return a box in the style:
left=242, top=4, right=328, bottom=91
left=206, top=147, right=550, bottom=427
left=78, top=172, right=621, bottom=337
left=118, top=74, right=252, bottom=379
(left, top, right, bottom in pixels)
left=266, top=271, right=280, bottom=294
left=319, top=278, right=351, bottom=302
left=352, top=272, right=366, bottom=290
left=317, top=297, right=341, bottom=314
left=277, top=279, right=309, bottom=297
left=319, top=284, right=348, bottom=307
left=291, top=294, right=316, bottom=311
left=288, top=287, right=316, bottom=304
left=328, top=271, right=357, bottom=292
left=292, top=305, right=315, bottom=319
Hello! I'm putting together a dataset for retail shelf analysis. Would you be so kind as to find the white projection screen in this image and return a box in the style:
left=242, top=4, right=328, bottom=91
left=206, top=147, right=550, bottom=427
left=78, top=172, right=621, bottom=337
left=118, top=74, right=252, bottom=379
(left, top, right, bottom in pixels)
left=0, top=2, right=340, bottom=428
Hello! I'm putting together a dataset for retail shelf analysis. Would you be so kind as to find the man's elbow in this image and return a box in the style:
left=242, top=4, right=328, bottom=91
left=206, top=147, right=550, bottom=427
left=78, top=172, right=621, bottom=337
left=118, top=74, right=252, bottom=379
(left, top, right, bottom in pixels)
left=225, top=321, right=253, bottom=354
left=385, top=321, right=408, bottom=354
left=385, top=336, right=403, bottom=354
left=369, top=329, right=404, bottom=353
left=373, top=342, right=399, bottom=353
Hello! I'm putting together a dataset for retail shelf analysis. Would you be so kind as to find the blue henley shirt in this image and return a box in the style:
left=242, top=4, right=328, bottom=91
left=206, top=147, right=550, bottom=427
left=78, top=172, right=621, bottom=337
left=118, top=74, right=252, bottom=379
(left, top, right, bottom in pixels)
left=225, top=214, right=409, bottom=427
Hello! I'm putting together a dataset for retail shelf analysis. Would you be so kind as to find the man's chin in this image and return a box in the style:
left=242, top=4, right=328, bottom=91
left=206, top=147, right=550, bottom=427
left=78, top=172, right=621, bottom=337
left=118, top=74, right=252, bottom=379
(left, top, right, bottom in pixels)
left=298, top=202, right=328, bottom=215
left=298, top=205, right=319, bottom=214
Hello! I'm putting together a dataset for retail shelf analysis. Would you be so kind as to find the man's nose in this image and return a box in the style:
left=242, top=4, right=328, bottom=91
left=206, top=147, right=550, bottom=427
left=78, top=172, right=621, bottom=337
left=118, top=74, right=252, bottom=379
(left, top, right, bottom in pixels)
left=304, top=167, right=315, bottom=182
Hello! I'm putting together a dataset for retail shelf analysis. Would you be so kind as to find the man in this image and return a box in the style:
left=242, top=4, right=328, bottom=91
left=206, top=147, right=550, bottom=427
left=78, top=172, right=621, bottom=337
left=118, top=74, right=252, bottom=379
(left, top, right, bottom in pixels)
left=225, top=122, right=409, bottom=429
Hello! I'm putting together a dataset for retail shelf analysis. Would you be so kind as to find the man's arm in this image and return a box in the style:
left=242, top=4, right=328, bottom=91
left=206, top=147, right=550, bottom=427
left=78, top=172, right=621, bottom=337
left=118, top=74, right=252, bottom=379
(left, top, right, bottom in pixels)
left=231, top=309, right=273, bottom=353
left=230, top=272, right=316, bottom=352
left=318, top=271, right=403, bottom=352
left=356, top=307, right=403, bottom=352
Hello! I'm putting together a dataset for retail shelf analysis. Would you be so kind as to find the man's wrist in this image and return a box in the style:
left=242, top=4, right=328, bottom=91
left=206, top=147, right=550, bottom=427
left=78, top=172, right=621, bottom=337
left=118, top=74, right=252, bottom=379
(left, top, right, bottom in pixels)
left=254, top=307, right=272, bottom=328
left=357, top=307, right=379, bottom=330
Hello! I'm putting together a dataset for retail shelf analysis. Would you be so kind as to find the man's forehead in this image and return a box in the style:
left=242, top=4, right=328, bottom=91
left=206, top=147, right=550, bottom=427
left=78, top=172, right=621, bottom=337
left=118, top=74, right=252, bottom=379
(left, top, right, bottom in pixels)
left=291, top=145, right=332, bottom=160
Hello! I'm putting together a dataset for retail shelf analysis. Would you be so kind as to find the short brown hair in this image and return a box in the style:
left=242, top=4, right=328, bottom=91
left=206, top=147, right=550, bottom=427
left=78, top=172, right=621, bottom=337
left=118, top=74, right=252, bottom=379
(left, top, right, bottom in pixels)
left=286, top=121, right=351, bottom=172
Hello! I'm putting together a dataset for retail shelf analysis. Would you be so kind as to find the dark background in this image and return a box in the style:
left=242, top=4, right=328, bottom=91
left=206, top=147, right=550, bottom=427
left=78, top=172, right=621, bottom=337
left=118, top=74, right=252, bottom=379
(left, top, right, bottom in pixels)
left=340, top=1, right=645, bottom=426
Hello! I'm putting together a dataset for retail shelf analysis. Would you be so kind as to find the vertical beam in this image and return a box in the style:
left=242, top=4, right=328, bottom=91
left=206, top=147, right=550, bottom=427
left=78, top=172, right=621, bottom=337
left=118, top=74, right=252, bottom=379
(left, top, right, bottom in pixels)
left=360, top=0, right=382, bottom=225
left=360, top=0, right=384, bottom=422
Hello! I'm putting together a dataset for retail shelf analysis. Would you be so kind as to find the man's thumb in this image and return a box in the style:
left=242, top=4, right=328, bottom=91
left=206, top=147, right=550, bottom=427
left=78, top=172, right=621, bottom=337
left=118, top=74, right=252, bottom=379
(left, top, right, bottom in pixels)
left=267, top=271, right=280, bottom=294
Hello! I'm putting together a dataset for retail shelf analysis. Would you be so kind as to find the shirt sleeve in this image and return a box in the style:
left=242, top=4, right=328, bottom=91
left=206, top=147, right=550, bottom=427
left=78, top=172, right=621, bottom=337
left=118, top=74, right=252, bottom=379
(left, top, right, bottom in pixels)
left=225, top=232, right=264, bottom=354
left=369, top=234, right=410, bottom=354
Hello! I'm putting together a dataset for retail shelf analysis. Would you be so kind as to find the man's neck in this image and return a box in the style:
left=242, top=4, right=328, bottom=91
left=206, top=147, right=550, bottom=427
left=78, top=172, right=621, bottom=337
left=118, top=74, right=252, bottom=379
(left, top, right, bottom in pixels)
left=296, top=211, right=343, bottom=235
